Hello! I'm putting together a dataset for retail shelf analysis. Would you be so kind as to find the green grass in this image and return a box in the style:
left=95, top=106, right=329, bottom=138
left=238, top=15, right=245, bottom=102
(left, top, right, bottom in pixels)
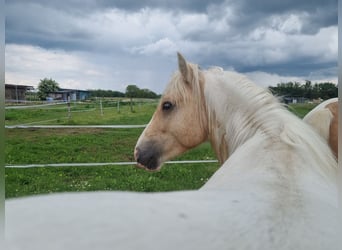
left=5, top=128, right=141, bottom=164
left=5, top=101, right=316, bottom=198
left=5, top=100, right=158, bottom=125
left=5, top=128, right=216, bottom=165
left=287, top=103, right=316, bottom=118
left=5, top=164, right=218, bottom=198
left=5, top=126, right=218, bottom=198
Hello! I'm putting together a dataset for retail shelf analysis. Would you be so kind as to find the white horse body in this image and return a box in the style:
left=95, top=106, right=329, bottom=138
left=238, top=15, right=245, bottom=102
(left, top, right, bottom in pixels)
left=303, top=98, right=337, bottom=141
left=201, top=69, right=338, bottom=248
left=5, top=54, right=339, bottom=250
left=303, top=97, right=338, bottom=157
left=6, top=189, right=337, bottom=250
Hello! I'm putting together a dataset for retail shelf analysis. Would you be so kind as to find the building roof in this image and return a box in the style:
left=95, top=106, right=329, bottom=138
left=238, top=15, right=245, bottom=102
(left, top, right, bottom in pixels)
left=48, top=88, right=89, bottom=94
left=5, top=84, right=34, bottom=90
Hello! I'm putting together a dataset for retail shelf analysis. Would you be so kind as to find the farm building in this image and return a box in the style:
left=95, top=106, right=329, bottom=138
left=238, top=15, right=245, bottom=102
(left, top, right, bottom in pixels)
left=47, top=88, right=90, bottom=101
left=282, top=96, right=308, bottom=104
left=5, top=84, right=34, bottom=102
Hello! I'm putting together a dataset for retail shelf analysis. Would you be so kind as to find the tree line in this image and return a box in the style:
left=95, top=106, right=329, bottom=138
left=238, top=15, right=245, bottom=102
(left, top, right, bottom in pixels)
left=269, top=81, right=337, bottom=100
left=89, top=85, right=160, bottom=99
left=36, top=78, right=337, bottom=101
left=88, top=89, right=125, bottom=98
left=36, top=78, right=160, bottom=100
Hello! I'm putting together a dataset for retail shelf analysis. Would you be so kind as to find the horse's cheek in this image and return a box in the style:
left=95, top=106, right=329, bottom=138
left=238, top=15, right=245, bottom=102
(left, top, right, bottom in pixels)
left=177, top=121, right=206, bottom=148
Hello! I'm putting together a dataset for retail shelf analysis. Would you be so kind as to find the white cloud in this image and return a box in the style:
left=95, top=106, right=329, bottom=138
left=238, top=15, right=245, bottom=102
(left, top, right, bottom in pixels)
left=246, top=70, right=337, bottom=89
left=245, top=71, right=305, bottom=87
left=5, top=44, right=106, bottom=90
left=232, top=25, right=337, bottom=67
left=176, top=12, right=209, bottom=35
left=271, top=13, right=303, bottom=34
left=131, top=38, right=177, bottom=56
left=5, top=44, right=175, bottom=94
left=88, top=8, right=181, bottom=50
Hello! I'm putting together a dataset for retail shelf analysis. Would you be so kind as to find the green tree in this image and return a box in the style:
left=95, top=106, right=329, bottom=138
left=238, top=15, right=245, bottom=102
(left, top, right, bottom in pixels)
left=125, top=85, right=140, bottom=112
left=88, top=89, right=125, bottom=98
left=140, top=88, right=158, bottom=98
left=303, top=80, right=312, bottom=99
left=269, top=81, right=337, bottom=100
left=37, top=78, right=60, bottom=100
left=311, top=83, right=321, bottom=99
left=318, top=82, right=338, bottom=99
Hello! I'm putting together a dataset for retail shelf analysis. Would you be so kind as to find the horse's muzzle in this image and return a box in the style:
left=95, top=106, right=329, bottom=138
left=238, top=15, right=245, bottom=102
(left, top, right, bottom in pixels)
left=134, top=142, right=162, bottom=171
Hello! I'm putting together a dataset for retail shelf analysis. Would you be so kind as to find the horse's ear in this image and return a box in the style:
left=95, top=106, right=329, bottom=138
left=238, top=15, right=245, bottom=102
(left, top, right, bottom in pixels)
left=177, top=52, right=191, bottom=83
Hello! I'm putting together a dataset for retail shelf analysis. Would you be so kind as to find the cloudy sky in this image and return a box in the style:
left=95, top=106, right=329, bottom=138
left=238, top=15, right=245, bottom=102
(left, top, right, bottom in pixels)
left=5, top=0, right=338, bottom=94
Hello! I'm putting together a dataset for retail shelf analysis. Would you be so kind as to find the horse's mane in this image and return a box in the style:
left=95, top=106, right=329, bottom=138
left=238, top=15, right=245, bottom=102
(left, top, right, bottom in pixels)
left=165, top=63, right=337, bottom=182
left=208, top=68, right=337, bottom=181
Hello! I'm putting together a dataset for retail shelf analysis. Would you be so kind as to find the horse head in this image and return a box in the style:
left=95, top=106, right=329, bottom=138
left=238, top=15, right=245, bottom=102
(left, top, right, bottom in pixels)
left=134, top=53, right=208, bottom=171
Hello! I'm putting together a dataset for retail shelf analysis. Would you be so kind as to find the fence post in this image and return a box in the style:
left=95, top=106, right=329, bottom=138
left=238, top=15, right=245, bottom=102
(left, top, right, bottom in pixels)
left=67, top=96, right=71, bottom=119
left=100, top=99, right=103, bottom=116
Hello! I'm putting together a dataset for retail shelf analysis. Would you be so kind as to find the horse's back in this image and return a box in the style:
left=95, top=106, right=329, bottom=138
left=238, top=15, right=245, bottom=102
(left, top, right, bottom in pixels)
left=200, top=129, right=338, bottom=248
left=5, top=190, right=339, bottom=250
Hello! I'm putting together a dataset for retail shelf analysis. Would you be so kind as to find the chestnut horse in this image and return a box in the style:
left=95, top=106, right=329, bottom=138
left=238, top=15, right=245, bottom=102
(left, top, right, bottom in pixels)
left=303, top=98, right=338, bottom=158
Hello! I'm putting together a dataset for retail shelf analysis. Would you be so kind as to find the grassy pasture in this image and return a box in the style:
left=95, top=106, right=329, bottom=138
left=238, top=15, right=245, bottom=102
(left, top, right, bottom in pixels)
left=5, top=100, right=158, bottom=125
left=5, top=101, right=316, bottom=198
left=287, top=102, right=316, bottom=118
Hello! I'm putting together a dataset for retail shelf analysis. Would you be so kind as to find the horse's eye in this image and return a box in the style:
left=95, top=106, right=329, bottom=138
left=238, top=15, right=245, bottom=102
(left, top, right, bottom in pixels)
left=162, top=101, right=173, bottom=111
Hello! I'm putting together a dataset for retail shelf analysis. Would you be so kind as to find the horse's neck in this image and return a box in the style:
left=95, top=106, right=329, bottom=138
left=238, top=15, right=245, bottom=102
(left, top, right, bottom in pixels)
left=203, top=70, right=337, bottom=187
left=204, top=71, right=282, bottom=162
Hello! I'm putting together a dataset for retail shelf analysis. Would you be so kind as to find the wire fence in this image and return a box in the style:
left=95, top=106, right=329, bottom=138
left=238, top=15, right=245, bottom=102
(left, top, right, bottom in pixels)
left=5, top=160, right=219, bottom=168
left=5, top=100, right=218, bottom=169
left=5, top=124, right=147, bottom=129
left=5, top=102, right=67, bottom=109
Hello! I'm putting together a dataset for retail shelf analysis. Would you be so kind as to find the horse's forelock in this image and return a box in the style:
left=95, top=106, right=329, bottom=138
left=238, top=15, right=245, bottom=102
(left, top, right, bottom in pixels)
left=164, top=63, right=208, bottom=132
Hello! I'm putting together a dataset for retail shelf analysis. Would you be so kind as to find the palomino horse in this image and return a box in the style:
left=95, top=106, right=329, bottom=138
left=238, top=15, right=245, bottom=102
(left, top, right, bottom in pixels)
left=134, top=53, right=338, bottom=248
left=5, top=53, right=338, bottom=250
left=303, top=98, right=338, bottom=158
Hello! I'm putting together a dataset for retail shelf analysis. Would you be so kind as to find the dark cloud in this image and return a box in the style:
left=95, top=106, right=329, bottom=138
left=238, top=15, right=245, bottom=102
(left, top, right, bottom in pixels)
left=6, top=0, right=337, bottom=49
left=242, top=61, right=337, bottom=79
left=5, top=0, right=338, bottom=92
left=6, top=0, right=224, bottom=13
left=201, top=0, right=337, bottom=37
left=236, top=0, right=336, bottom=13
left=5, top=2, right=95, bottom=50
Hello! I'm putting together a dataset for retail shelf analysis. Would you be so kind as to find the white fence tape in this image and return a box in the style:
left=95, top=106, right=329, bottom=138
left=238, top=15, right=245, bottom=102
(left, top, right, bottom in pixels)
left=5, top=102, right=67, bottom=109
left=5, top=125, right=219, bottom=168
left=5, top=125, right=147, bottom=129
left=5, top=160, right=219, bottom=168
